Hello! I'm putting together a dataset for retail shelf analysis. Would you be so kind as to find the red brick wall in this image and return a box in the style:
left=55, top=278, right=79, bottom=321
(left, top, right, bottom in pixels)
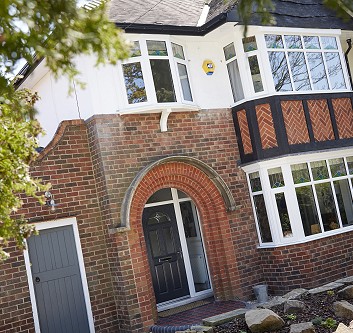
left=86, top=109, right=264, bottom=331
left=237, top=110, right=253, bottom=154
left=332, top=98, right=353, bottom=139
left=281, top=100, right=310, bottom=145
left=1, top=120, right=119, bottom=333
left=255, top=104, right=278, bottom=149
left=260, top=231, right=353, bottom=294
left=1, top=109, right=265, bottom=333
left=307, top=99, right=335, bottom=142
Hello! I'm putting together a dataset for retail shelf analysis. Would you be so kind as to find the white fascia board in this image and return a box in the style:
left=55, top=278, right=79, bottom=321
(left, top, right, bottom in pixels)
left=18, top=58, right=50, bottom=90
left=259, top=26, right=342, bottom=36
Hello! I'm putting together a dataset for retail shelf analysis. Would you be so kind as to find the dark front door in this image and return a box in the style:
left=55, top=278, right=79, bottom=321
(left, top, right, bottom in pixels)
left=27, top=225, right=91, bottom=333
left=143, top=204, right=189, bottom=303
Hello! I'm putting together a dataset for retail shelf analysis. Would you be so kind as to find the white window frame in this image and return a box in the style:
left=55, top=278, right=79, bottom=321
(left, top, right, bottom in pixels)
left=119, top=37, right=195, bottom=110
left=243, top=148, right=353, bottom=248
left=260, top=27, right=351, bottom=94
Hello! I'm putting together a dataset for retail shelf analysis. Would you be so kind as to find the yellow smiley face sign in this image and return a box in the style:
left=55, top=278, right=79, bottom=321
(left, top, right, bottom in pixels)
left=202, top=59, right=215, bottom=75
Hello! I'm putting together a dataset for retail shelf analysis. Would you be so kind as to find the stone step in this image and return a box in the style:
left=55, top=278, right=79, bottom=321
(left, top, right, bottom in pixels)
left=202, top=308, right=247, bottom=326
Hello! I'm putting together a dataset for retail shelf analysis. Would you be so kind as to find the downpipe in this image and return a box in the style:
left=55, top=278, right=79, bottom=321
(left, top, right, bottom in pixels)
left=345, top=38, right=353, bottom=89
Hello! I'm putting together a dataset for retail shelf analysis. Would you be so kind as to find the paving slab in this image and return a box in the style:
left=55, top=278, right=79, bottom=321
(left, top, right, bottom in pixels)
left=190, top=326, right=213, bottom=333
left=261, top=297, right=287, bottom=309
left=308, top=282, right=344, bottom=294
left=202, top=308, right=247, bottom=326
left=283, top=289, right=307, bottom=300
left=336, top=277, right=353, bottom=284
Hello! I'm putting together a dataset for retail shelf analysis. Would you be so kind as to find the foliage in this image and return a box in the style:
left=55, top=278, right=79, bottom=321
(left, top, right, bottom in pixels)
left=285, top=314, right=297, bottom=320
left=312, top=317, right=323, bottom=325
left=0, top=87, right=48, bottom=260
left=327, top=290, right=335, bottom=296
left=321, top=317, right=337, bottom=329
left=0, top=0, right=129, bottom=260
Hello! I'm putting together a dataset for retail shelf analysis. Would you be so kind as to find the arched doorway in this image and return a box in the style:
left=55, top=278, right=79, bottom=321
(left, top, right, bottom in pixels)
left=142, top=188, right=212, bottom=309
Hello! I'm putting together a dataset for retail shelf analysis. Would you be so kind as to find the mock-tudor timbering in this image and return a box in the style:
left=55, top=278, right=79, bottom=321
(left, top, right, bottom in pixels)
left=2, top=1, right=353, bottom=332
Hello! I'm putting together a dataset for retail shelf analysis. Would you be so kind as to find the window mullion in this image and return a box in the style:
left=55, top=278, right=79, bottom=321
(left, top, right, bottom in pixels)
left=308, top=162, right=325, bottom=233
left=321, top=50, right=332, bottom=90
left=303, top=50, right=315, bottom=90
left=284, top=50, right=296, bottom=91
left=282, top=165, right=305, bottom=240
left=260, top=168, right=281, bottom=244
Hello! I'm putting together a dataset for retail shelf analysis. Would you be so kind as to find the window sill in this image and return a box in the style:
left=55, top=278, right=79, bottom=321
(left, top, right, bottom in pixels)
left=117, top=102, right=200, bottom=115
left=257, top=224, right=353, bottom=249
left=117, top=103, right=201, bottom=132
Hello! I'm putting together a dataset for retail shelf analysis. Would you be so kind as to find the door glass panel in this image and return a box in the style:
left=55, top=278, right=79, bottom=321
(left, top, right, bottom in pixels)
left=334, top=179, right=353, bottom=227
left=315, top=182, right=339, bottom=231
left=147, top=212, right=171, bottom=225
left=164, top=227, right=176, bottom=253
left=180, top=201, right=211, bottom=292
left=150, top=59, right=176, bottom=102
left=295, top=186, right=321, bottom=236
left=149, top=230, right=162, bottom=256
left=146, top=188, right=172, bottom=203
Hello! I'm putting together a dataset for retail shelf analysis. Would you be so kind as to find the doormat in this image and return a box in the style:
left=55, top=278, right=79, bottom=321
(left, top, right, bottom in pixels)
left=158, top=299, right=212, bottom=318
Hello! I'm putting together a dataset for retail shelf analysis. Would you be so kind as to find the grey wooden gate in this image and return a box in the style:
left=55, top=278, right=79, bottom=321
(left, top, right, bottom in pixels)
left=27, top=225, right=91, bottom=333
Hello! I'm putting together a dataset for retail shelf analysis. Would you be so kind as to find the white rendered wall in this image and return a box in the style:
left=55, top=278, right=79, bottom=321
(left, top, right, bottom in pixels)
left=20, top=25, right=352, bottom=147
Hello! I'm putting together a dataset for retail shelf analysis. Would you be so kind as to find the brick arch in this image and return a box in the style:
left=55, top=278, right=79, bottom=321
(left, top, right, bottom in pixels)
left=125, top=159, right=243, bottom=330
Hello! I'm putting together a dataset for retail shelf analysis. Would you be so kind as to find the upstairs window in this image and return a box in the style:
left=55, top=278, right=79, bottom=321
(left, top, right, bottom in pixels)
left=265, top=34, right=347, bottom=92
left=243, top=36, right=264, bottom=93
left=223, top=42, right=244, bottom=102
left=122, top=41, right=147, bottom=104
left=147, top=40, right=176, bottom=103
left=122, top=40, right=193, bottom=106
left=172, top=43, right=193, bottom=102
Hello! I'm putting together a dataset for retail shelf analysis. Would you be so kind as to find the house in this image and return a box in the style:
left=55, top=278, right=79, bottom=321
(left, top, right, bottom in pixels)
left=2, top=0, right=353, bottom=332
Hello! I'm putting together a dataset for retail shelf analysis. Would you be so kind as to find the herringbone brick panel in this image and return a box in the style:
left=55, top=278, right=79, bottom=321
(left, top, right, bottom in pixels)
left=281, top=100, right=310, bottom=145
left=332, top=98, right=353, bottom=139
left=237, top=110, right=253, bottom=154
left=255, top=104, right=278, bottom=149
left=307, top=99, right=334, bottom=142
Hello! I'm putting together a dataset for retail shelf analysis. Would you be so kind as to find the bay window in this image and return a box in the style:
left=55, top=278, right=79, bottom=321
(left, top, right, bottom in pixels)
left=265, top=34, right=346, bottom=92
left=246, top=153, right=353, bottom=247
left=121, top=39, right=193, bottom=107
left=223, top=42, right=244, bottom=102
left=243, top=36, right=264, bottom=93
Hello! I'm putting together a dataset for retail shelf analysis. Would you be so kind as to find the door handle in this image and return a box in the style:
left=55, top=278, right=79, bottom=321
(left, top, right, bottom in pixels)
left=159, top=256, right=172, bottom=263
left=35, top=277, right=40, bottom=283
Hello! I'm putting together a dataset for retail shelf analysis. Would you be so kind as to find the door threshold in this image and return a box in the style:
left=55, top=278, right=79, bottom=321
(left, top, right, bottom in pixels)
left=157, top=291, right=213, bottom=312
